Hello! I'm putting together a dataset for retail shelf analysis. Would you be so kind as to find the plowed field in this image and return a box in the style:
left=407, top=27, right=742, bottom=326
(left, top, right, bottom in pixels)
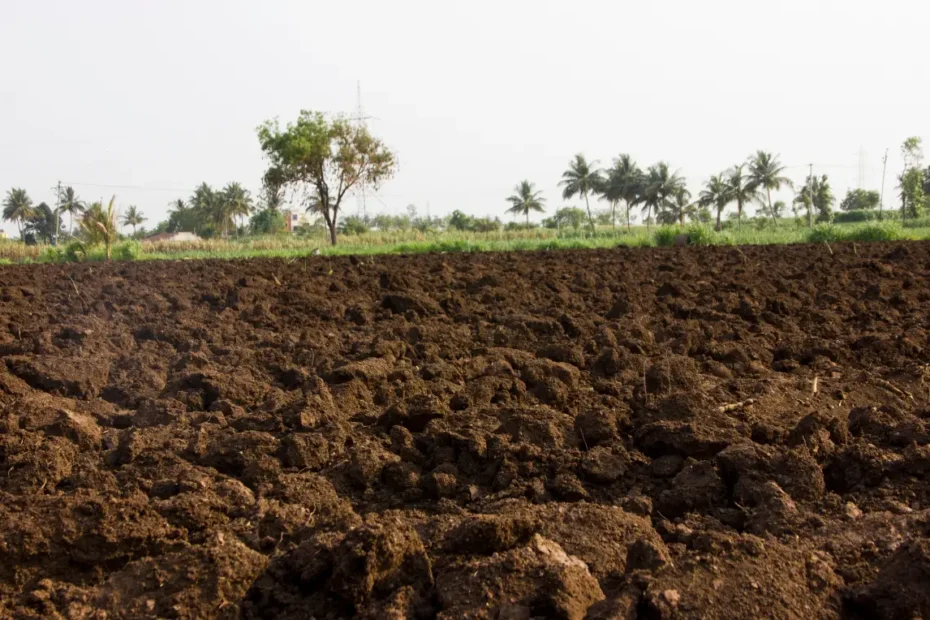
left=2, top=244, right=929, bottom=619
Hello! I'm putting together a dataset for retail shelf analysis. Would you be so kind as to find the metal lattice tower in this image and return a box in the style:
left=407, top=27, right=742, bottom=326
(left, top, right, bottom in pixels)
left=354, top=81, right=368, bottom=220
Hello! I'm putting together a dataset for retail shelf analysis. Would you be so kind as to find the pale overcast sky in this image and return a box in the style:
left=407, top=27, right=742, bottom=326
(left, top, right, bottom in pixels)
left=1, top=0, right=927, bottom=234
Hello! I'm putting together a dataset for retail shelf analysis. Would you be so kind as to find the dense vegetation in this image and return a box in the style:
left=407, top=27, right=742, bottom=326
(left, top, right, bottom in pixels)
left=3, top=122, right=929, bottom=258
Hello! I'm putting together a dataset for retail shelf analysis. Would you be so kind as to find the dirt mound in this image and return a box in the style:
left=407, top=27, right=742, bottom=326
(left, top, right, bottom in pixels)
left=2, top=243, right=930, bottom=617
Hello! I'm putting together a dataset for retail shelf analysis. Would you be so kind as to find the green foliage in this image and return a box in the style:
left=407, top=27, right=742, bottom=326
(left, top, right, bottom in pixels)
left=506, top=181, right=546, bottom=225
left=65, top=241, right=87, bottom=262
left=805, top=223, right=902, bottom=243
left=2, top=188, right=36, bottom=236
left=806, top=224, right=841, bottom=244
left=653, top=226, right=681, bottom=247
left=115, top=240, right=142, bottom=261
left=642, top=163, right=685, bottom=228
left=543, top=207, right=587, bottom=230
left=257, top=110, right=396, bottom=245
left=0, top=258, right=12, bottom=265
left=40, top=246, right=65, bottom=263
left=839, top=189, right=880, bottom=212
left=249, top=208, right=286, bottom=235
left=685, top=225, right=715, bottom=246
left=24, top=202, right=64, bottom=244
left=560, top=154, right=603, bottom=230
left=79, top=196, right=119, bottom=259
left=339, top=215, right=369, bottom=235
left=794, top=175, right=835, bottom=224
left=833, top=209, right=878, bottom=224
left=844, top=223, right=903, bottom=242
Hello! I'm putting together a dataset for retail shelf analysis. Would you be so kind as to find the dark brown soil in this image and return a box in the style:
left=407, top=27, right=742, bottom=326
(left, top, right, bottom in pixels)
left=1, top=243, right=930, bottom=619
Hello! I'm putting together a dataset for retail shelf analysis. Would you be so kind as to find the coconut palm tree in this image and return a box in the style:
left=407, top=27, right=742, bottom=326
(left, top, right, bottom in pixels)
left=726, top=164, right=759, bottom=230
left=2, top=188, right=36, bottom=238
left=699, top=174, right=732, bottom=231
left=747, top=151, right=794, bottom=224
left=80, top=196, right=119, bottom=259
left=58, top=186, right=85, bottom=236
left=559, top=154, right=603, bottom=232
left=121, top=205, right=146, bottom=236
left=505, top=180, right=546, bottom=226
left=23, top=202, right=62, bottom=244
left=658, top=187, right=695, bottom=226
left=602, top=155, right=643, bottom=232
left=641, top=163, right=684, bottom=228
left=222, top=182, right=253, bottom=235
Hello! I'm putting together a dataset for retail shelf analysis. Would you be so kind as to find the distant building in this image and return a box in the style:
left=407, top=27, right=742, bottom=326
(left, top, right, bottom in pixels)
left=283, top=210, right=299, bottom=233
left=144, top=231, right=202, bottom=242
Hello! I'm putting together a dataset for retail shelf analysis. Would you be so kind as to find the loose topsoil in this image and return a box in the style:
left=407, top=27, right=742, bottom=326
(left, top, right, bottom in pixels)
left=2, top=243, right=930, bottom=619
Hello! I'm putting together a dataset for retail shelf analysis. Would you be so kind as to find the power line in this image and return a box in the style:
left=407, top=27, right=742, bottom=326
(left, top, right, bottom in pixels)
left=61, top=181, right=198, bottom=193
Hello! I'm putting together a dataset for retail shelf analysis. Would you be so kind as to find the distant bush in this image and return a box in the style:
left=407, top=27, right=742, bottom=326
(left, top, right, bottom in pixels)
left=0, top=258, right=13, bottom=265
left=65, top=241, right=87, bottom=262
left=653, top=226, right=681, bottom=247
left=833, top=209, right=876, bottom=224
left=843, top=223, right=903, bottom=242
left=806, top=224, right=841, bottom=244
left=807, top=222, right=903, bottom=244
left=115, top=240, right=142, bottom=261
left=685, top=225, right=714, bottom=246
left=39, top=247, right=65, bottom=263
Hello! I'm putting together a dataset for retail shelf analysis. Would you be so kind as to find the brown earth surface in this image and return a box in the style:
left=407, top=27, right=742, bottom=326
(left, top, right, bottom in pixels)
left=1, top=243, right=930, bottom=619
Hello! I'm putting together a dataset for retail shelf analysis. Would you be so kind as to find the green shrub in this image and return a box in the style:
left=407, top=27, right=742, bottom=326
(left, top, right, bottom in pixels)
left=833, top=209, right=876, bottom=224
left=65, top=241, right=87, bottom=262
left=40, top=247, right=65, bottom=263
left=843, top=223, right=903, bottom=242
left=653, top=226, right=681, bottom=247
left=115, top=240, right=142, bottom=260
left=806, top=224, right=841, bottom=244
left=685, top=225, right=714, bottom=246
left=714, top=231, right=737, bottom=246
left=0, top=258, right=13, bottom=265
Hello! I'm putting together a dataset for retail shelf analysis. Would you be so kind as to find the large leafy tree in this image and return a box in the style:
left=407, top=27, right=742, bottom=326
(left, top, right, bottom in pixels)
left=59, top=186, right=85, bottom=236
left=839, top=189, right=880, bottom=212
left=794, top=175, right=835, bottom=224
left=747, top=151, right=793, bottom=224
left=257, top=111, right=397, bottom=245
left=559, top=154, right=603, bottom=232
left=121, top=205, right=146, bottom=235
left=165, top=198, right=199, bottom=233
left=898, top=137, right=926, bottom=221
left=641, top=163, right=684, bottom=228
left=699, top=174, right=732, bottom=231
left=2, top=188, right=36, bottom=238
left=726, top=164, right=759, bottom=230
left=601, top=155, right=643, bottom=232
left=505, top=180, right=546, bottom=225
left=24, top=202, right=63, bottom=244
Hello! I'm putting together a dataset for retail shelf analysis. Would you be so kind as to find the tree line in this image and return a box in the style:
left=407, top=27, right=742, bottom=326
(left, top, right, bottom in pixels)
left=506, top=136, right=930, bottom=234
left=4, top=120, right=928, bottom=246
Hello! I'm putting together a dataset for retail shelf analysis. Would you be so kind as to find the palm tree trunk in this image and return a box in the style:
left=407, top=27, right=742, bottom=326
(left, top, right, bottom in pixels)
left=715, top=208, right=722, bottom=232
left=626, top=201, right=632, bottom=233
left=611, top=202, right=616, bottom=229
left=737, top=199, right=742, bottom=230
left=584, top=192, right=595, bottom=233
left=525, top=210, right=529, bottom=227
left=767, top=188, right=778, bottom=224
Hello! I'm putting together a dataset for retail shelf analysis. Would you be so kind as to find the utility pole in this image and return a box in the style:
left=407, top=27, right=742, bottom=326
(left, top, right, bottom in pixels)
left=54, top=181, right=61, bottom=247
left=808, top=164, right=814, bottom=228
left=879, top=149, right=888, bottom=217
